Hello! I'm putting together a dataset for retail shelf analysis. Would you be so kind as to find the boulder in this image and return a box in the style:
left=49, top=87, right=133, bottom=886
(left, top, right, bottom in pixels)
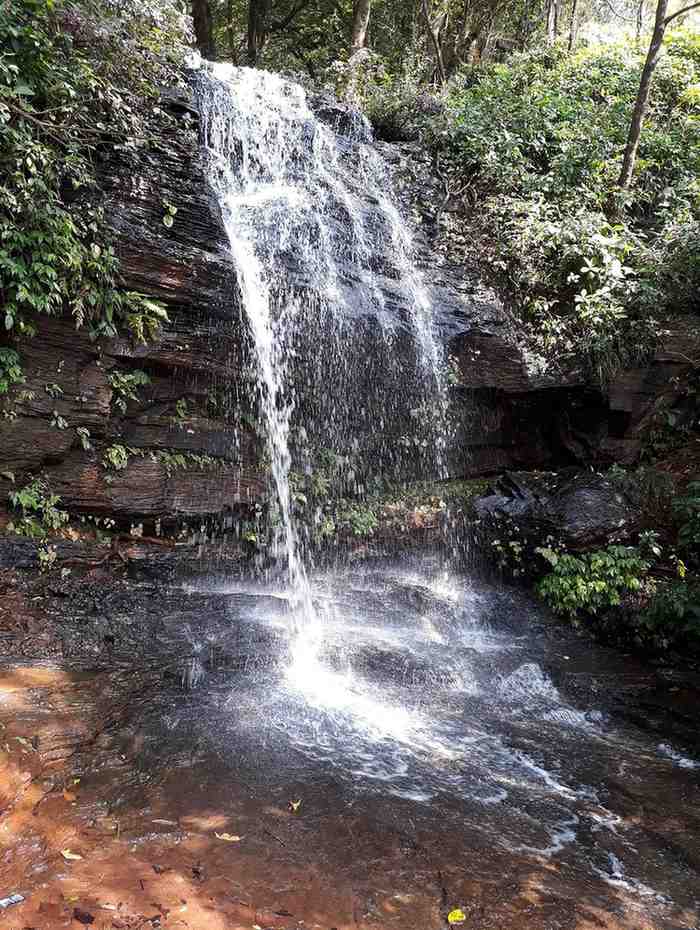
left=474, top=471, right=641, bottom=550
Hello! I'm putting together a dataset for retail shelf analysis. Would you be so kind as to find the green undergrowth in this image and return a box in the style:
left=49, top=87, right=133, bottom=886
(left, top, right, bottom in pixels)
left=481, top=466, right=700, bottom=653
left=288, top=475, right=489, bottom=544
left=364, top=36, right=700, bottom=382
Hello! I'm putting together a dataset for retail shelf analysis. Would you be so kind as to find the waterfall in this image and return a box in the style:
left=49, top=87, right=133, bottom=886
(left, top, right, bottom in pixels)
left=195, top=64, right=447, bottom=641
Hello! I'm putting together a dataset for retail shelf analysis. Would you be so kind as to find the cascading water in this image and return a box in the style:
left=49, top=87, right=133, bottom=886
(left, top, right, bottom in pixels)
left=195, top=64, right=448, bottom=653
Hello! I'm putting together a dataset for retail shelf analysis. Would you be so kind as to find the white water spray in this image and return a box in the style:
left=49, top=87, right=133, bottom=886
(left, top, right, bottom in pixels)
left=196, top=65, right=447, bottom=664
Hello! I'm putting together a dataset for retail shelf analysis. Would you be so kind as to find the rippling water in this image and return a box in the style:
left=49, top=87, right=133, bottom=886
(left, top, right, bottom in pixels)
left=159, top=554, right=700, bottom=926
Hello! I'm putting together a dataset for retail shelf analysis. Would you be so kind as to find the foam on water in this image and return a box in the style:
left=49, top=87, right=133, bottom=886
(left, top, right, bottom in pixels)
left=657, top=742, right=700, bottom=769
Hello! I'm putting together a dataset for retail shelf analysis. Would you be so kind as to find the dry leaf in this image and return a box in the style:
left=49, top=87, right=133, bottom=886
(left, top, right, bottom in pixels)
left=151, top=819, right=178, bottom=826
left=63, top=789, right=77, bottom=802
left=61, top=849, right=84, bottom=861
left=214, top=832, right=242, bottom=842
left=14, top=736, right=35, bottom=751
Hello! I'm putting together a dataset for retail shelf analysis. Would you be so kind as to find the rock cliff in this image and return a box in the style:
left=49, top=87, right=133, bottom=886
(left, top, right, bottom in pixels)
left=0, top=80, right=697, bottom=531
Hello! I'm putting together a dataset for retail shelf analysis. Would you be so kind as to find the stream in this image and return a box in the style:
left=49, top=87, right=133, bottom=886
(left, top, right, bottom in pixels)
left=2, top=552, right=699, bottom=929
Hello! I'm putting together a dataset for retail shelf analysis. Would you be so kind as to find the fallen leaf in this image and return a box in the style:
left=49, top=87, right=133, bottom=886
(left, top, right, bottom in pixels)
left=151, top=819, right=177, bottom=826
left=288, top=799, right=302, bottom=813
left=448, top=908, right=466, bottom=925
left=60, top=849, right=84, bottom=861
left=13, top=736, right=35, bottom=751
left=63, top=789, right=77, bottom=802
left=214, top=832, right=242, bottom=842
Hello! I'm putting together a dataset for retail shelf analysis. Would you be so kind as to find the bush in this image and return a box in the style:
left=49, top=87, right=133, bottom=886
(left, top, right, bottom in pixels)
left=641, top=578, right=700, bottom=644
left=674, top=479, right=700, bottom=550
left=536, top=543, right=652, bottom=620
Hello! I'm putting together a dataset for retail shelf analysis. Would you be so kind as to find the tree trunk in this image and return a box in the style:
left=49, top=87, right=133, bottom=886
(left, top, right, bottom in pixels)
left=227, top=0, right=237, bottom=61
left=618, top=0, right=668, bottom=190
left=421, top=0, right=447, bottom=84
left=519, top=0, right=533, bottom=49
left=350, top=0, right=372, bottom=55
left=568, top=0, right=578, bottom=50
left=192, top=0, right=215, bottom=59
left=247, top=0, right=272, bottom=66
left=546, top=0, right=557, bottom=44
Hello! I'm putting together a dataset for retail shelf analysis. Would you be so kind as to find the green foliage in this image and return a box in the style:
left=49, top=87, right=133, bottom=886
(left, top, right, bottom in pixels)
left=674, top=480, right=700, bottom=550
left=641, top=577, right=700, bottom=642
left=102, top=443, right=224, bottom=476
left=109, top=369, right=151, bottom=413
left=7, top=477, right=69, bottom=538
left=436, top=37, right=700, bottom=379
left=76, top=425, right=92, bottom=450
left=0, top=0, right=182, bottom=352
left=37, top=542, right=58, bottom=571
left=335, top=503, right=379, bottom=537
left=536, top=543, right=653, bottom=619
left=103, top=443, right=130, bottom=471
left=0, top=348, right=23, bottom=395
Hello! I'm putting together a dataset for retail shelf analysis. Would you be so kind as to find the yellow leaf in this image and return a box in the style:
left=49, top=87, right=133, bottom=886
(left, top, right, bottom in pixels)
left=214, top=832, right=242, bottom=842
left=448, top=908, right=466, bottom=925
left=288, top=799, right=302, bottom=813
left=61, top=849, right=83, bottom=861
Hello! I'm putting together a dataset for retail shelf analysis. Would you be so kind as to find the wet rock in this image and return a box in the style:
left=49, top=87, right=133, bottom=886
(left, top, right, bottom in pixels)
left=474, top=470, right=641, bottom=549
left=309, top=92, right=372, bottom=142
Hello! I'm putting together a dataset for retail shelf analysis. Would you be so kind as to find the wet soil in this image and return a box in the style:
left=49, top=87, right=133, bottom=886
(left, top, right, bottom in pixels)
left=1, top=551, right=699, bottom=930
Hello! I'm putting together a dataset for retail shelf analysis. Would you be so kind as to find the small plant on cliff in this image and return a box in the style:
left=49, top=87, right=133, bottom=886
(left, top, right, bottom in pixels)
left=109, top=370, right=151, bottom=414
left=8, top=477, right=69, bottom=539
left=0, top=349, right=23, bottom=395
left=103, top=444, right=131, bottom=471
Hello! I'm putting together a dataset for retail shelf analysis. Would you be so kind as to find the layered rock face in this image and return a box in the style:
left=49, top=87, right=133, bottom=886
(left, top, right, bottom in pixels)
left=0, top=91, right=262, bottom=530
left=0, top=80, right=697, bottom=530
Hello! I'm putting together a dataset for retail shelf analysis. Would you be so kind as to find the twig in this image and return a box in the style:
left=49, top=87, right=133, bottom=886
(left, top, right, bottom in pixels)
left=263, top=827, right=286, bottom=848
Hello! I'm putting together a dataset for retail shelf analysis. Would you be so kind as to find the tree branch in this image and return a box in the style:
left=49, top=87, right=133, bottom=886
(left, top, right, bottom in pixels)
left=664, top=1, right=700, bottom=24
left=271, top=0, right=313, bottom=33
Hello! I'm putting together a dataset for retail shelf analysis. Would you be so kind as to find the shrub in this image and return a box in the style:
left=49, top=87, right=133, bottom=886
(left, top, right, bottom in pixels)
left=641, top=578, right=700, bottom=644
left=536, top=544, right=652, bottom=620
left=674, top=480, right=700, bottom=550
left=109, top=369, right=151, bottom=413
